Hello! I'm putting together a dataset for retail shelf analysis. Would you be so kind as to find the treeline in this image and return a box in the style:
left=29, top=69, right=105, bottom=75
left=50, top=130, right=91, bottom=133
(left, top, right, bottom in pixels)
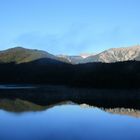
left=0, top=58, right=140, bottom=88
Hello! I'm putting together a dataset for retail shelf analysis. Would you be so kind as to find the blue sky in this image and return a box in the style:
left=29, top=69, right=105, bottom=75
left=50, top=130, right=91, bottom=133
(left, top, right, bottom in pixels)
left=0, top=0, right=140, bottom=55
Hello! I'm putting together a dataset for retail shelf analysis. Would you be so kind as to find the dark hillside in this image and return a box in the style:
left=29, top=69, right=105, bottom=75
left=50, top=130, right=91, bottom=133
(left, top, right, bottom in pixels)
left=0, top=59, right=140, bottom=88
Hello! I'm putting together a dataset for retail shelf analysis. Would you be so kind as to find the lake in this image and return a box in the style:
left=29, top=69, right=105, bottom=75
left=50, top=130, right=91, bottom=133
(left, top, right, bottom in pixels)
left=0, top=84, right=140, bottom=140
left=0, top=102, right=140, bottom=140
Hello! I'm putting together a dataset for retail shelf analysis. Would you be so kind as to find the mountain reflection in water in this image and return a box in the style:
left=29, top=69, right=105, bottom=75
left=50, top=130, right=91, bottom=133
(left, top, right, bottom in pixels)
left=0, top=85, right=140, bottom=140
left=0, top=85, right=140, bottom=109
left=0, top=99, right=140, bottom=140
left=0, top=98, right=140, bottom=118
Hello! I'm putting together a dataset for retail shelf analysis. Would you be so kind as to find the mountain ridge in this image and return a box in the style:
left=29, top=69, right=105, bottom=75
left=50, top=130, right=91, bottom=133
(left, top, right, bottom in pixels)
left=0, top=46, right=56, bottom=63
left=1, top=45, right=140, bottom=64
left=0, top=46, right=69, bottom=64
left=81, top=45, right=140, bottom=63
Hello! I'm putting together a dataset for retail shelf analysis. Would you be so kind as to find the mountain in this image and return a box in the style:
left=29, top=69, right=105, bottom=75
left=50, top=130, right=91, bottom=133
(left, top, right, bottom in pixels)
left=57, top=53, right=96, bottom=64
left=1, top=45, right=140, bottom=64
left=0, top=99, right=46, bottom=112
left=80, top=53, right=95, bottom=58
left=0, top=47, right=64, bottom=64
left=82, top=45, right=140, bottom=63
left=57, top=55, right=84, bottom=64
left=58, top=45, right=140, bottom=64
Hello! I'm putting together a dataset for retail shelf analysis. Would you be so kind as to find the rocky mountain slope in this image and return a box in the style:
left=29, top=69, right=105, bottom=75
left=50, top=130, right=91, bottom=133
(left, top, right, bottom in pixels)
left=82, top=46, right=140, bottom=63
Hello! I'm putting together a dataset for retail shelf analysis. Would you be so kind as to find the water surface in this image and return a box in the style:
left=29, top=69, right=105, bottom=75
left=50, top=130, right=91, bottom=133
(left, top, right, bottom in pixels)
left=0, top=84, right=35, bottom=89
left=0, top=104, right=140, bottom=140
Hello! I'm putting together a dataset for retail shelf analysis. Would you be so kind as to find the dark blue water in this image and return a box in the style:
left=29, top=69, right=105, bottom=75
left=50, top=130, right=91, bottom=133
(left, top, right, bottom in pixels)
left=0, top=84, right=35, bottom=89
left=0, top=104, right=140, bottom=140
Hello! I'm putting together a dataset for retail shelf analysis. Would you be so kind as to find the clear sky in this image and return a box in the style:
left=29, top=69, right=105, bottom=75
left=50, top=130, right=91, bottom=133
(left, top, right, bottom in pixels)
left=0, top=0, right=140, bottom=55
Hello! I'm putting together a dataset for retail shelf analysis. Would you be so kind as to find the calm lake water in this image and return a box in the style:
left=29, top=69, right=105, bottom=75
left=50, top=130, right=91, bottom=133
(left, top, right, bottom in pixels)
left=0, top=104, right=140, bottom=140
left=0, top=84, right=35, bottom=89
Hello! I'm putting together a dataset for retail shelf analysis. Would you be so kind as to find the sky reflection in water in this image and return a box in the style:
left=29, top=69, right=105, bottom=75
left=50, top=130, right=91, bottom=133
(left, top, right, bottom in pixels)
left=0, top=105, right=140, bottom=140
